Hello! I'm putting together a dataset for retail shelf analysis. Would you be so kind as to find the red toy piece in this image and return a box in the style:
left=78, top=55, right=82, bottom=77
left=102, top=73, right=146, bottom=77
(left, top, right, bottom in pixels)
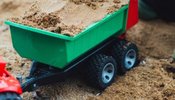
left=126, top=0, right=139, bottom=30
left=0, top=56, right=22, bottom=95
left=119, top=0, right=138, bottom=40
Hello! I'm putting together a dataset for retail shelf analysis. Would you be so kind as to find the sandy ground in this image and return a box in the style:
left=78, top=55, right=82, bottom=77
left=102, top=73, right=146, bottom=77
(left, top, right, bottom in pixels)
left=0, top=0, right=175, bottom=100
left=10, top=0, right=129, bottom=36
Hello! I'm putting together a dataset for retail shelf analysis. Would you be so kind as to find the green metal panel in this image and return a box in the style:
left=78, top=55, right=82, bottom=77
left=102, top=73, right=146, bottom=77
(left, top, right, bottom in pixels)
left=5, top=5, right=128, bottom=69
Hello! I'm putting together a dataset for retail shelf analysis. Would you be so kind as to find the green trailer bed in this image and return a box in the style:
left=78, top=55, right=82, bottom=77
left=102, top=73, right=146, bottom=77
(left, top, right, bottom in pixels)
left=5, top=5, right=128, bottom=69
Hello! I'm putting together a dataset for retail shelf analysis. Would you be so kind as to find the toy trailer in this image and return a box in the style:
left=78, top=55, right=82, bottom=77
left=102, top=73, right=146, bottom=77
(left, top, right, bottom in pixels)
left=1, top=0, right=138, bottom=99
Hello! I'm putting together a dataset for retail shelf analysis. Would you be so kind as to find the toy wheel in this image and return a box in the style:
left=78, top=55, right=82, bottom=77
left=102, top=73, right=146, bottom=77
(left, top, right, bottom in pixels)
left=0, top=92, right=22, bottom=100
left=86, top=54, right=117, bottom=90
left=111, top=40, right=138, bottom=74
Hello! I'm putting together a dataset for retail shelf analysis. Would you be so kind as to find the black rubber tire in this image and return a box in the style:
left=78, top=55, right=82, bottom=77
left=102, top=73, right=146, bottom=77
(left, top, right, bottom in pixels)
left=0, top=92, right=22, bottom=100
left=111, top=40, right=138, bottom=74
left=85, top=54, right=117, bottom=90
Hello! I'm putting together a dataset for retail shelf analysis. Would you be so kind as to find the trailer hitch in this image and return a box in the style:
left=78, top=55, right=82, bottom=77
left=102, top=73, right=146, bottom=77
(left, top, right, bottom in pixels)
left=21, top=62, right=72, bottom=92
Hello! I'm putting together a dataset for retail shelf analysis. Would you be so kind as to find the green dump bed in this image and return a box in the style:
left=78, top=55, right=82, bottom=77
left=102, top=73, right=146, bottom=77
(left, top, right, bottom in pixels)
left=6, top=5, right=128, bottom=69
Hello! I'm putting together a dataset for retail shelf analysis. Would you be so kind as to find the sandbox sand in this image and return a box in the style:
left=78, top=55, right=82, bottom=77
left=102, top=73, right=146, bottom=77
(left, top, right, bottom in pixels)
left=11, top=0, right=129, bottom=36
left=1, top=0, right=175, bottom=100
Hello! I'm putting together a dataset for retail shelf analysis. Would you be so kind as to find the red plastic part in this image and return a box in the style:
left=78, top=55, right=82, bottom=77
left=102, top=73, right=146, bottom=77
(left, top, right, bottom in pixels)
left=0, top=57, right=6, bottom=74
left=118, top=33, right=126, bottom=40
left=126, top=0, right=139, bottom=30
left=0, top=56, right=22, bottom=94
left=118, top=0, right=139, bottom=40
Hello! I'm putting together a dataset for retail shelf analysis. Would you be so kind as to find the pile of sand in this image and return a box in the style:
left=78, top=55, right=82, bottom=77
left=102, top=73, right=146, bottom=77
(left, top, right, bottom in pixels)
left=11, top=0, right=129, bottom=36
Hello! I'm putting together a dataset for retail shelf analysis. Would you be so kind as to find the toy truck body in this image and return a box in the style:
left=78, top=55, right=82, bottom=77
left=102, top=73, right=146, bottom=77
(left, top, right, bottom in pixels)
left=5, top=0, right=138, bottom=69
left=6, top=6, right=128, bottom=69
left=1, top=0, right=138, bottom=99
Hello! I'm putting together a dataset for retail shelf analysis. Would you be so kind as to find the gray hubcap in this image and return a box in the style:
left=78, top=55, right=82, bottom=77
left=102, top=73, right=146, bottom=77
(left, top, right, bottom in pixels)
left=102, top=63, right=115, bottom=84
left=124, top=49, right=136, bottom=69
